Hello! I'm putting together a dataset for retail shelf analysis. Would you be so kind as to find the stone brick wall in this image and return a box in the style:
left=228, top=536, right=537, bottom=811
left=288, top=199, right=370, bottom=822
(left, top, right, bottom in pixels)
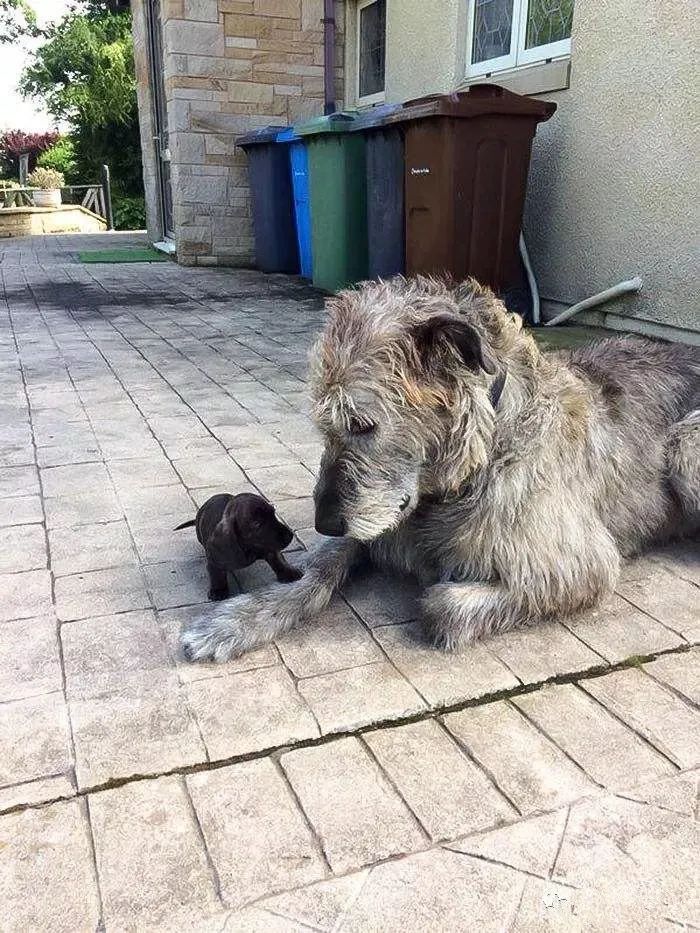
left=132, top=0, right=345, bottom=266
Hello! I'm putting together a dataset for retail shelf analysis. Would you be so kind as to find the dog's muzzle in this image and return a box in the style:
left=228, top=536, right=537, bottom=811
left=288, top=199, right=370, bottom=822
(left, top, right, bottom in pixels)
left=314, top=459, right=348, bottom=537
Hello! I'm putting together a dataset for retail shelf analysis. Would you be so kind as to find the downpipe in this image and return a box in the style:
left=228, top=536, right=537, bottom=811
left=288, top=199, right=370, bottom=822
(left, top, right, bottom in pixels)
left=322, top=0, right=336, bottom=116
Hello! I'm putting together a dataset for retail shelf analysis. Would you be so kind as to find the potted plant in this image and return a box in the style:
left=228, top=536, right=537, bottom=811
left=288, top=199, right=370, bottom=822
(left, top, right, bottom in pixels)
left=26, top=167, right=65, bottom=208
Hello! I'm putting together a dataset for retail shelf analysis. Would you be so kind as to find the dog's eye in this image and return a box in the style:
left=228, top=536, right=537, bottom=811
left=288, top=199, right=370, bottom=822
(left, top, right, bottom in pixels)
left=348, top=419, right=376, bottom=437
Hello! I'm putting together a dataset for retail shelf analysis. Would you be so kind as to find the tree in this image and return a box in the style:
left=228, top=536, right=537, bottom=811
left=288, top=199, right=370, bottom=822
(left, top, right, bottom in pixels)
left=20, top=1, right=143, bottom=218
left=0, top=0, right=39, bottom=43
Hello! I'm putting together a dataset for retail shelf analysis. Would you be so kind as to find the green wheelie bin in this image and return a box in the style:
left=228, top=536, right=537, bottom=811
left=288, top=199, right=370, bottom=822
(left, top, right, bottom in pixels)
left=296, top=112, right=368, bottom=292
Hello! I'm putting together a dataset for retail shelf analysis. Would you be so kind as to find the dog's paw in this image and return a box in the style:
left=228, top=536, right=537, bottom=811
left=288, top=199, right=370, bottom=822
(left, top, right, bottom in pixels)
left=207, top=587, right=229, bottom=602
left=180, top=595, right=256, bottom=663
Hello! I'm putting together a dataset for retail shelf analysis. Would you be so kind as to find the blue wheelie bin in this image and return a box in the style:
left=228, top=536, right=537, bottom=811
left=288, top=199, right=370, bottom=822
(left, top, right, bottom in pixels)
left=237, top=125, right=299, bottom=274
left=351, top=103, right=405, bottom=279
left=276, top=127, right=313, bottom=279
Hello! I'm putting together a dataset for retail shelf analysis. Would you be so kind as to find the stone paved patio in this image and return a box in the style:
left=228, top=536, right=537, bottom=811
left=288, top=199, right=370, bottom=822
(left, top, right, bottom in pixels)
left=1, top=233, right=698, bottom=932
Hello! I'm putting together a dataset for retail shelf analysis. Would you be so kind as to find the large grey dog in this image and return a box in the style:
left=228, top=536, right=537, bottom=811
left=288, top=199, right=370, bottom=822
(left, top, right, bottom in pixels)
left=182, top=276, right=699, bottom=662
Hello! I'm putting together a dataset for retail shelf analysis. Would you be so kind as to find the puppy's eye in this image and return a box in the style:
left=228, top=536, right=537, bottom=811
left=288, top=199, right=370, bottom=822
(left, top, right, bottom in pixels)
left=348, top=419, right=376, bottom=437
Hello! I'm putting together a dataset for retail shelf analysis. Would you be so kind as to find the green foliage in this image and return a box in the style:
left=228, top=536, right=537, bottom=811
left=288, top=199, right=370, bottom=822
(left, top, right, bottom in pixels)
left=21, top=10, right=136, bottom=125
left=37, top=137, right=78, bottom=181
left=112, top=195, right=147, bottom=231
left=26, top=166, right=65, bottom=188
left=20, top=4, right=143, bottom=200
left=0, top=0, right=39, bottom=44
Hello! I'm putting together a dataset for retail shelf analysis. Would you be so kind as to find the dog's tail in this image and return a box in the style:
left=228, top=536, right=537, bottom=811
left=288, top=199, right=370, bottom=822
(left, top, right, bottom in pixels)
left=174, top=519, right=196, bottom=531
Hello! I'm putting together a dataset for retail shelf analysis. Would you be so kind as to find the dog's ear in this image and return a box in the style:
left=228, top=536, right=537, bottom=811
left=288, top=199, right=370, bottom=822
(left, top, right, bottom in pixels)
left=210, top=513, right=247, bottom=568
left=410, top=314, right=497, bottom=375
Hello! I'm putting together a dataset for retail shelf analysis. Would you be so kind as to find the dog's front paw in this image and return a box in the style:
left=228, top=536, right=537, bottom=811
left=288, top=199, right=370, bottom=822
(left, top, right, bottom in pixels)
left=180, top=595, right=256, bottom=663
left=207, top=587, right=229, bottom=602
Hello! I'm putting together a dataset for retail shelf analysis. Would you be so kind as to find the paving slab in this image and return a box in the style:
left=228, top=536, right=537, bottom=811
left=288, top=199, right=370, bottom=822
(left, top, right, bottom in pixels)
left=513, top=682, right=675, bottom=790
left=447, top=809, right=569, bottom=877
left=0, top=568, right=53, bottom=622
left=373, top=620, right=518, bottom=706
left=444, top=701, right=597, bottom=814
left=186, top=664, right=320, bottom=760
left=0, top=692, right=72, bottom=792
left=276, top=599, right=383, bottom=678
left=48, top=518, right=138, bottom=575
left=487, top=620, right=605, bottom=681
left=89, top=776, right=220, bottom=931
left=61, top=608, right=173, bottom=699
left=297, top=660, right=426, bottom=734
left=0, top=493, right=43, bottom=527
left=0, top=615, right=62, bottom=702
left=643, top=647, right=699, bottom=704
left=280, top=737, right=426, bottom=874
left=552, top=792, right=700, bottom=928
left=70, top=676, right=206, bottom=789
left=187, top=758, right=327, bottom=908
left=618, top=558, right=700, bottom=640
left=337, top=846, right=523, bottom=931
left=0, top=522, right=47, bottom=573
left=364, top=719, right=516, bottom=841
left=581, top=667, right=700, bottom=768
left=54, top=564, right=151, bottom=621
left=563, top=593, right=682, bottom=662
left=0, top=800, right=101, bottom=933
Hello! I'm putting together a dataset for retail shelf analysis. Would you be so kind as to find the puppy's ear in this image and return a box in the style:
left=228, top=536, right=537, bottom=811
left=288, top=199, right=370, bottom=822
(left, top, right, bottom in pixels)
left=410, top=314, right=497, bottom=375
left=210, top=515, right=247, bottom=567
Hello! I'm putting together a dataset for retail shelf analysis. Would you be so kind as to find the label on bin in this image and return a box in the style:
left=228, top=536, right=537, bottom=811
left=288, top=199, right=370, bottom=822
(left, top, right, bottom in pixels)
left=411, top=167, right=431, bottom=175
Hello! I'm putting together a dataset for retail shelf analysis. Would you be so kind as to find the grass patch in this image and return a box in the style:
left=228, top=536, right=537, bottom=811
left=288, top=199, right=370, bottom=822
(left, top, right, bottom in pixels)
left=78, top=247, right=168, bottom=264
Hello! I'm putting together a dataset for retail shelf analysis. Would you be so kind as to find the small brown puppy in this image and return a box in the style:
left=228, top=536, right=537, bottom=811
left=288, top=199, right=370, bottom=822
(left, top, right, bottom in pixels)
left=175, top=492, right=302, bottom=601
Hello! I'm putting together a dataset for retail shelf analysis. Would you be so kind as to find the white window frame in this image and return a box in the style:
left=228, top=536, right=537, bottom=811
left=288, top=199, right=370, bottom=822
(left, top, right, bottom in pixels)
left=466, top=0, right=572, bottom=79
left=356, top=0, right=386, bottom=106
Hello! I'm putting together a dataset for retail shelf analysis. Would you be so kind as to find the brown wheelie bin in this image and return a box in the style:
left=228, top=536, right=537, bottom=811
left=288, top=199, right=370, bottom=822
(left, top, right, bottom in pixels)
left=384, top=85, right=555, bottom=293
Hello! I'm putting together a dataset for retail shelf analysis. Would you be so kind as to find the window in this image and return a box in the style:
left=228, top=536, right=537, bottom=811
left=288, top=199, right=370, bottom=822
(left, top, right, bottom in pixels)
left=357, top=0, right=386, bottom=105
left=467, top=0, right=573, bottom=77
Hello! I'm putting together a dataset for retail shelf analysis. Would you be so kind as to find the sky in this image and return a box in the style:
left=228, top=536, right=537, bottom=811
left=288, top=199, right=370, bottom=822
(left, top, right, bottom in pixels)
left=0, top=0, right=72, bottom=132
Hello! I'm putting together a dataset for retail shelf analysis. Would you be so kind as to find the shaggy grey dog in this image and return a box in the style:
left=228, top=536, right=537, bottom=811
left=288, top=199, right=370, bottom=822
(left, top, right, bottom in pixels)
left=182, top=276, right=699, bottom=662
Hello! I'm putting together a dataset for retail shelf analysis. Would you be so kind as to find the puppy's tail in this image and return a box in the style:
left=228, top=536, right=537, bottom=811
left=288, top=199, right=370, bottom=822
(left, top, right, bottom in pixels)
left=174, top=519, right=196, bottom=531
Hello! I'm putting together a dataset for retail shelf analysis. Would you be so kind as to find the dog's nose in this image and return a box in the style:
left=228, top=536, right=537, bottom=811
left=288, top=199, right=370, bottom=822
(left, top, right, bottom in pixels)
left=314, top=499, right=347, bottom=537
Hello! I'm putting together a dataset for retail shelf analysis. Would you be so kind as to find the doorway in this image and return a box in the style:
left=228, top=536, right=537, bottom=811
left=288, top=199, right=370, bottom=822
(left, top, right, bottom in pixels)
left=145, top=0, right=174, bottom=242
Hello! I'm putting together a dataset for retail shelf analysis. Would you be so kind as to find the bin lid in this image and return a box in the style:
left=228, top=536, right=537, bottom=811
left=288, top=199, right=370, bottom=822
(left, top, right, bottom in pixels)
left=236, top=125, right=288, bottom=148
left=276, top=127, right=301, bottom=143
left=295, top=112, right=359, bottom=137
left=349, top=102, right=404, bottom=132
left=384, top=84, right=556, bottom=125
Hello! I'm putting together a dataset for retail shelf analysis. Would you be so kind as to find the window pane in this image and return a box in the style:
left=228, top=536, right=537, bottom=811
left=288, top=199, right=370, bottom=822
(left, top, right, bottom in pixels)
left=471, top=0, right=515, bottom=64
left=525, top=0, right=574, bottom=48
left=359, top=0, right=386, bottom=98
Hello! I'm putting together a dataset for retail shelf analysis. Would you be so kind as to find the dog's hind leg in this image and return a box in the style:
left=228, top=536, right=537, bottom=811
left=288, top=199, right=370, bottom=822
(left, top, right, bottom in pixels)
left=181, top=538, right=363, bottom=662
left=666, top=410, right=700, bottom=522
left=422, top=582, right=522, bottom=649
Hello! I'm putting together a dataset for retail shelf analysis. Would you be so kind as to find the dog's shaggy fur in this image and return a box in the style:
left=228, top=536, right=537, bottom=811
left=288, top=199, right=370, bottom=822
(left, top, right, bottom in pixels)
left=182, top=276, right=699, bottom=661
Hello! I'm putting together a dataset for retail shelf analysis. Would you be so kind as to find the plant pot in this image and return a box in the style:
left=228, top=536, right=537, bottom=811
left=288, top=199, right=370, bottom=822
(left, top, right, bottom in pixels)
left=34, top=189, right=62, bottom=208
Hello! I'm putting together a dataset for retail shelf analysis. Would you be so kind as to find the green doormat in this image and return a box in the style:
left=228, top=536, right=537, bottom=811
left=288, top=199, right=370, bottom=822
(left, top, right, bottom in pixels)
left=78, top=247, right=169, bottom=263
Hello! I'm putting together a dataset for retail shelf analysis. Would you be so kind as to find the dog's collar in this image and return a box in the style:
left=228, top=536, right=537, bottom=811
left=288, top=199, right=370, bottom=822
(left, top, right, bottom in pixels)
left=489, top=369, right=507, bottom=409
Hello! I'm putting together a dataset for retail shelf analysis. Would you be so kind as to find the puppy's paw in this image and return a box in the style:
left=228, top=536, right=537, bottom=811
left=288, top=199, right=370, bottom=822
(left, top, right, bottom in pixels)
left=276, top=566, right=304, bottom=583
left=208, top=587, right=229, bottom=601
